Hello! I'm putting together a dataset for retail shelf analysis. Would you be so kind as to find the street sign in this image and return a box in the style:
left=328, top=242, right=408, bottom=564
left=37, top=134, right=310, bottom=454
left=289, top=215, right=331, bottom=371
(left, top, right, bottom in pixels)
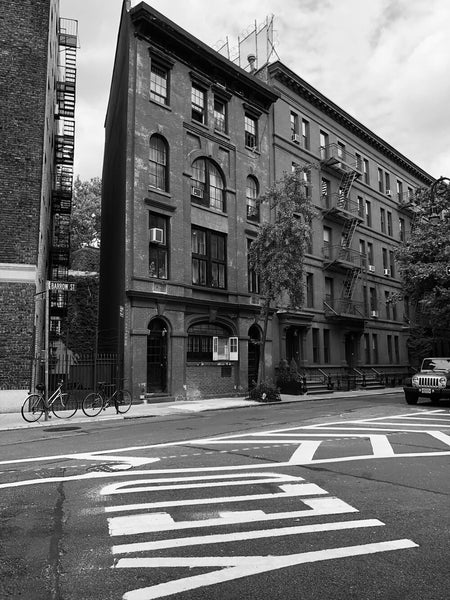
left=48, top=281, right=76, bottom=292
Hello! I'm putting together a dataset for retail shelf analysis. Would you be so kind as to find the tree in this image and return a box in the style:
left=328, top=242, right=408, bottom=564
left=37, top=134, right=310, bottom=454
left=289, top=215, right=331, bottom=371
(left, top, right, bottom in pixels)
left=248, top=164, right=317, bottom=385
left=395, top=178, right=450, bottom=362
left=70, top=176, right=102, bottom=254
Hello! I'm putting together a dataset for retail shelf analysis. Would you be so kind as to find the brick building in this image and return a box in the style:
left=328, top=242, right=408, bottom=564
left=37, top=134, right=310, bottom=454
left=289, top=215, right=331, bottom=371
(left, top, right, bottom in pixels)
left=0, top=0, right=77, bottom=392
left=99, top=2, right=433, bottom=401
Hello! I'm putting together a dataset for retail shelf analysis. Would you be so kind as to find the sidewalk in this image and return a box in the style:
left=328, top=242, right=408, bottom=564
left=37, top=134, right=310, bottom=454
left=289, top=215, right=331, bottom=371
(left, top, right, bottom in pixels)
left=0, top=388, right=401, bottom=432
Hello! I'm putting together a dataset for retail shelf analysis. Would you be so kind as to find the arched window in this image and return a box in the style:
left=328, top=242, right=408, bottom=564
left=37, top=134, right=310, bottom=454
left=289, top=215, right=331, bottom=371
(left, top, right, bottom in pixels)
left=187, top=322, right=238, bottom=362
left=149, top=134, right=168, bottom=191
left=191, top=158, right=225, bottom=212
left=246, top=176, right=259, bottom=221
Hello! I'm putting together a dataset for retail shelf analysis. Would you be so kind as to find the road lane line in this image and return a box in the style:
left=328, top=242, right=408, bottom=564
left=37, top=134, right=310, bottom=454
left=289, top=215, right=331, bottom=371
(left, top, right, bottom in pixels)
left=107, top=497, right=358, bottom=536
left=289, top=441, right=322, bottom=464
left=116, top=539, right=418, bottom=600
left=104, top=483, right=327, bottom=513
left=369, top=435, right=395, bottom=456
left=111, top=518, right=385, bottom=554
left=427, top=430, right=450, bottom=446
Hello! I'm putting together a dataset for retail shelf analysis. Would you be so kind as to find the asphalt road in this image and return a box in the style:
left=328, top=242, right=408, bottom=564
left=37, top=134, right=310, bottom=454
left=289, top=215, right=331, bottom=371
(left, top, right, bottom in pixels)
left=1, top=392, right=449, bottom=600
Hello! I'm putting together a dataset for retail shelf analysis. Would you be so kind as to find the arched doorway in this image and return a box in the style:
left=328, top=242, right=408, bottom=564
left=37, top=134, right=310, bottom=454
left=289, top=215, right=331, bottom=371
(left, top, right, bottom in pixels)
left=147, top=318, right=168, bottom=393
left=248, top=325, right=261, bottom=389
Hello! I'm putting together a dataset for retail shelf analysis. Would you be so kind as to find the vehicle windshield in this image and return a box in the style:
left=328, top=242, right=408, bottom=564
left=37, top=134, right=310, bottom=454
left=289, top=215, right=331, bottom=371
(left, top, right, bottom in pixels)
left=421, top=358, right=450, bottom=371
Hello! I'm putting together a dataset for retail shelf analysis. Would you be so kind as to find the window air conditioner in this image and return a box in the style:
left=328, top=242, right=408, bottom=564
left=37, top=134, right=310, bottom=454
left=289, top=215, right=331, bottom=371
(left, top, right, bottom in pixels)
left=150, top=228, right=164, bottom=243
left=292, top=133, right=301, bottom=144
left=191, top=186, right=204, bottom=198
left=386, top=190, right=391, bottom=196
left=384, top=268, right=391, bottom=276
left=371, top=310, right=379, bottom=318
left=368, top=265, right=376, bottom=272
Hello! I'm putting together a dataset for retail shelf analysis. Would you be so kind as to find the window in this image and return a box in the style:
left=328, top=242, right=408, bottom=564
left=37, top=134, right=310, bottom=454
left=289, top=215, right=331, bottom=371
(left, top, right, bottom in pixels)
left=290, top=111, right=299, bottom=140
left=302, top=118, right=310, bottom=150
left=380, top=207, right=386, bottom=233
left=389, top=250, right=396, bottom=278
left=369, top=287, right=377, bottom=312
left=363, top=158, right=370, bottom=184
left=355, top=152, right=362, bottom=172
left=306, top=272, right=314, bottom=308
left=385, top=171, right=391, bottom=194
left=385, top=291, right=391, bottom=320
left=394, top=336, right=400, bottom=363
left=214, top=97, right=227, bottom=133
left=244, top=114, right=258, bottom=148
left=382, top=247, right=388, bottom=271
left=319, top=130, right=329, bottom=159
left=312, top=328, right=320, bottom=363
left=247, top=239, right=260, bottom=294
left=187, top=323, right=237, bottom=362
left=149, top=134, right=168, bottom=191
left=323, top=329, right=330, bottom=363
left=191, top=158, right=225, bottom=211
left=323, top=226, right=332, bottom=259
left=387, top=211, right=393, bottom=236
left=322, top=178, right=331, bottom=209
left=378, top=167, right=384, bottom=193
left=337, top=141, right=345, bottom=167
left=367, top=242, right=374, bottom=267
left=365, top=200, right=372, bottom=227
left=396, top=179, right=403, bottom=201
left=325, top=277, right=334, bottom=305
left=399, top=217, right=405, bottom=242
left=192, top=227, right=226, bottom=289
left=357, top=196, right=364, bottom=219
left=150, top=62, right=169, bottom=105
left=246, top=176, right=259, bottom=221
left=191, top=84, right=206, bottom=124
left=302, top=169, right=311, bottom=198
left=149, top=213, right=168, bottom=279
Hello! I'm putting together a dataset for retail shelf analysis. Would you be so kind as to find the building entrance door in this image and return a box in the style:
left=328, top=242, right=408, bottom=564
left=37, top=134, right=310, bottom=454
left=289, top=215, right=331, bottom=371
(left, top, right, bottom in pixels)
left=147, top=318, right=167, bottom=393
left=345, top=333, right=356, bottom=369
left=286, top=326, right=302, bottom=366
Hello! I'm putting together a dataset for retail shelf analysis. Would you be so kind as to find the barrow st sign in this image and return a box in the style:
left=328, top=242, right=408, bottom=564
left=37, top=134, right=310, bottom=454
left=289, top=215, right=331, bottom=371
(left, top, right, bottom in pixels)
left=48, top=280, right=76, bottom=292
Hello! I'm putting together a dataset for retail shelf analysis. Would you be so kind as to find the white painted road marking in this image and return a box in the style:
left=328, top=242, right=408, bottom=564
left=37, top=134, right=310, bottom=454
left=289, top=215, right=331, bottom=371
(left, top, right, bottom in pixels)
left=115, top=540, right=418, bottom=600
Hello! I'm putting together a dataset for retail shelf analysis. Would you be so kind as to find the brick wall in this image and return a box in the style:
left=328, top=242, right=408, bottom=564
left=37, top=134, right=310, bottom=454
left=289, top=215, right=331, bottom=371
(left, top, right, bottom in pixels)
left=0, top=283, right=35, bottom=389
left=0, top=0, right=51, bottom=265
left=186, top=363, right=237, bottom=399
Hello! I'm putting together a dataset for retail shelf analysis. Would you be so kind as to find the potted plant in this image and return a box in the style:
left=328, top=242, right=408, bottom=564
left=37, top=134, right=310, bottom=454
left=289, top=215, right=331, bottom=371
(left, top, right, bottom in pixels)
left=276, top=359, right=305, bottom=395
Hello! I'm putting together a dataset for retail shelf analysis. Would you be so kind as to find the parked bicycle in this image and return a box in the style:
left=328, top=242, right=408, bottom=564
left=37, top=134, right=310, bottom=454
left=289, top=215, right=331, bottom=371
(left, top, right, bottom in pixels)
left=81, top=381, right=132, bottom=417
left=21, top=381, right=78, bottom=422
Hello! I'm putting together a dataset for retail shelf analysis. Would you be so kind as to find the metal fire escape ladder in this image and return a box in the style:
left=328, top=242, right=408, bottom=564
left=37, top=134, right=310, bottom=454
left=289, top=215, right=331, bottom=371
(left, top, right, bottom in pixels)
left=49, top=18, right=77, bottom=322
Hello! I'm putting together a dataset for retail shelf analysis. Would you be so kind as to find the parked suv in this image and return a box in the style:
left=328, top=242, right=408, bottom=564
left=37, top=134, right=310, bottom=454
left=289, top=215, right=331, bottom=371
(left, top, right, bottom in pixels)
left=404, top=357, right=450, bottom=405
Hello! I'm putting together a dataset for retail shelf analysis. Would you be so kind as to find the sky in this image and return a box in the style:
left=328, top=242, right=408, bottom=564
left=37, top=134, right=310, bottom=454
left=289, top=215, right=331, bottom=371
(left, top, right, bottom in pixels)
left=60, top=0, right=450, bottom=182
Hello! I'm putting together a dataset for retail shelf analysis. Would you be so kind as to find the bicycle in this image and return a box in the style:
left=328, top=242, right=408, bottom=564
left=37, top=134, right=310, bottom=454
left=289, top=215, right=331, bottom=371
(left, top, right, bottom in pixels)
left=81, top=381, right=132, bottom=417
left=21, top=381, right=78, bottom=422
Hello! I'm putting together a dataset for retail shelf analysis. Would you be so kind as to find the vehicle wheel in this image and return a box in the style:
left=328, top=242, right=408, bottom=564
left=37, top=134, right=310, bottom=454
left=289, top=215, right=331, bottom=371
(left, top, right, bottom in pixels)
left=52, top=393, right=78, bottom=418
left=405, top=392, right=419, bottom=405
left=21, top=394, right=45, bottom=422
left=116, top=389, right=132, bottom=414
left=82, top=392, right=103, bottom=417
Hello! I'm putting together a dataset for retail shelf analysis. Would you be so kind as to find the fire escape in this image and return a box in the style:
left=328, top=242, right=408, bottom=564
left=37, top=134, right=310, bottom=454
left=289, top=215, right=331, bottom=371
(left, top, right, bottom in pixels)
left=320, top=144, right=366, bottom=321
left=49, top=18, right=77, bottom=337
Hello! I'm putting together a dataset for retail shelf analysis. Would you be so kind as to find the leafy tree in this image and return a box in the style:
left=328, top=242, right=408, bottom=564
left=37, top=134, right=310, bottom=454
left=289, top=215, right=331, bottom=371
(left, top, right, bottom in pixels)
left=395, top=178, right=450, bottom=360
left=248, top=164, right=317, bottom=385
left=70, top=176, right=102, bottom=254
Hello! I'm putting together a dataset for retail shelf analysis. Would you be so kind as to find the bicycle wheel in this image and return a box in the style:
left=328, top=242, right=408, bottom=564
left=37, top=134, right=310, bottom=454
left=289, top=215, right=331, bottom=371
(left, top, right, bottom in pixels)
left=52, top=392, right=78, bottom=419
left=82, top=392, right=103, bottom=417
left=21, top=394, right=45, bottom=422
left=115, top=389, right=132, bottom=414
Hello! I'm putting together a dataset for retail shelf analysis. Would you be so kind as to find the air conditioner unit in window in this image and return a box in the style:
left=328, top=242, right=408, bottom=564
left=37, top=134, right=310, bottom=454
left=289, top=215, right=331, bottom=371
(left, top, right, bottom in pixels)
left=386, top=190, right=391, bottom=196
left=371, top=310, right=379, bottom=318
left=191, top=186, right=204, bottom=198
left=368, top=265, right=376, bottom=272
left=150, top=227, right=164, bottom=243
left=292, top=133, right=301, bottom=144
left=384, top=268, right=391, bottom=276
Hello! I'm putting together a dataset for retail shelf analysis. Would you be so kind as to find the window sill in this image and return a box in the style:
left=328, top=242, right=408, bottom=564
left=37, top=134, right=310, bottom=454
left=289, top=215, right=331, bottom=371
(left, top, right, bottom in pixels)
left=149, top=98, right=172, bottom=112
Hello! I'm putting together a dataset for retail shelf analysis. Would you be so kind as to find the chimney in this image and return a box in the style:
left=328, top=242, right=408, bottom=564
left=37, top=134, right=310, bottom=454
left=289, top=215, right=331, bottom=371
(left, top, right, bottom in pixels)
left=247, top=54, right=257, bottom=73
